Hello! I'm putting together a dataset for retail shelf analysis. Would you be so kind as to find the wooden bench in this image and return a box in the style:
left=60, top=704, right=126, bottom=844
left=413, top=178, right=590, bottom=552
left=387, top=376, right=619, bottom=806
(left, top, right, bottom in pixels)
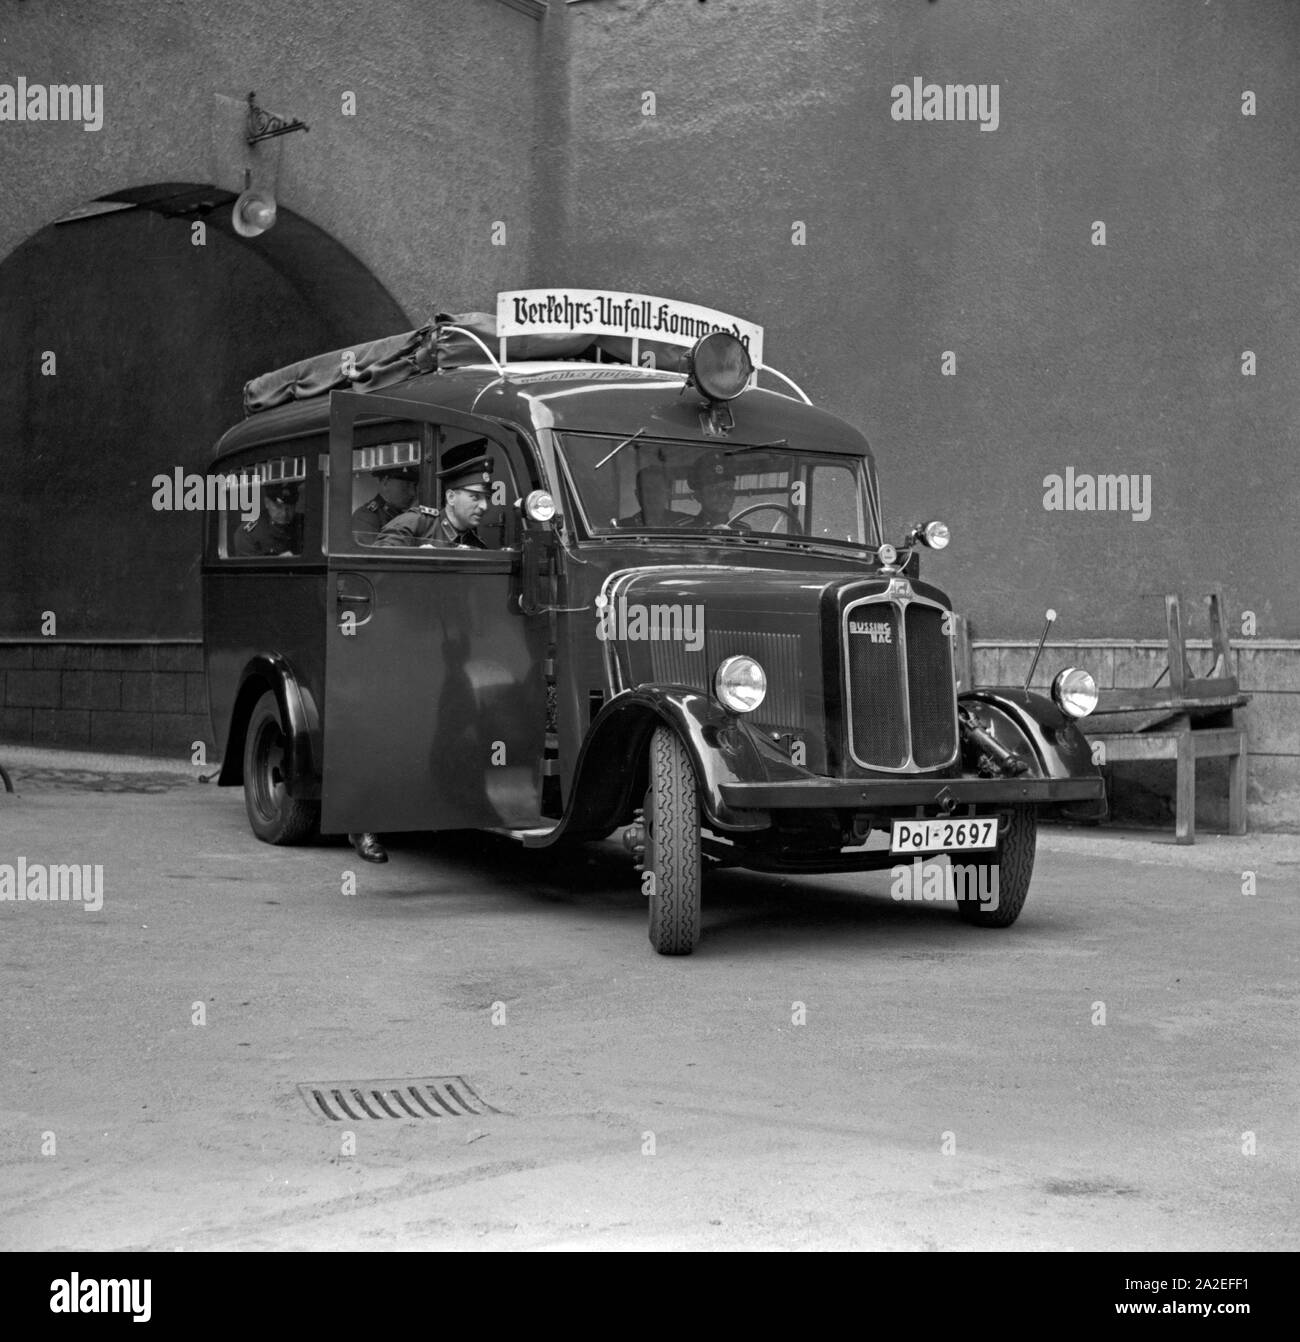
left=1085, top=591, right=1249, bottom=844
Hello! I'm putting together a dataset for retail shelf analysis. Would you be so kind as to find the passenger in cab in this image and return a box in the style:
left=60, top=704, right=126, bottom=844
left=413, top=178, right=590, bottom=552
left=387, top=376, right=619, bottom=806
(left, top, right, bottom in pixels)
left=234, top=481, right=303, bottom=556
left=616, top=465, right=677, bottom=528
left=372, top=441, right=493, bottom=549
left=352, top=463, right=418, bottom=544
left=686, top=454, right=750, bottom=532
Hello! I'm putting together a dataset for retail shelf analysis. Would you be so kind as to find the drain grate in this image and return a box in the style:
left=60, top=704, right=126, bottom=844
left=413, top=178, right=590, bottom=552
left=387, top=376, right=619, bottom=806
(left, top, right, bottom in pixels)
left=298, top=1076, right=500, bottom=1122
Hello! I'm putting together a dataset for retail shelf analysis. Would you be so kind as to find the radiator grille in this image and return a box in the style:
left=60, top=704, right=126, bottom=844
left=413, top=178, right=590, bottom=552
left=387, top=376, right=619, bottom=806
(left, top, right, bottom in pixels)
left=845, top=605, right=906, bottom=767
left=844, top=597, right=957, bottom=770
left=905, top=603, right=959, bottom=768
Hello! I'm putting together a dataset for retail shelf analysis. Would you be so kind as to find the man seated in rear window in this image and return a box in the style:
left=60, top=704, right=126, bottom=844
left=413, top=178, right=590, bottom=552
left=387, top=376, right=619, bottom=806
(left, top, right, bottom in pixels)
left=372, top=441, right=492, bottom=549
left=352, top=463, right=419, bottom=545
left=234, top=481, right=303, bottom=556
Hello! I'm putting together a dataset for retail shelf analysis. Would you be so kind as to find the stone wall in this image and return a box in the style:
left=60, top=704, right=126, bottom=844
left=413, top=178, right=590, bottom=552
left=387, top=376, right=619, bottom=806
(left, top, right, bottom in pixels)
left=0, top=642, right=207, bottom=761
left=971, top=639, right=1299, bottom=833
left=543, top=0, right=1300, bottom=641
left=0, top=0, right=545, bottom=316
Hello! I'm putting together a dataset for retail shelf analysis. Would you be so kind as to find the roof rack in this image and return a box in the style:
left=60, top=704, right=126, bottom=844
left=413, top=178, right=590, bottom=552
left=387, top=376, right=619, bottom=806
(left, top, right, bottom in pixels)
left=243, top=289, right=809, bottom=414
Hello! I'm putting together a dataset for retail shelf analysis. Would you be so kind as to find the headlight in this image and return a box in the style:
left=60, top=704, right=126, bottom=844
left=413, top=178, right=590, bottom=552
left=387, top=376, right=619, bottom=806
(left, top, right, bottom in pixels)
left=921, top=520, right=950, bottom=550
left=523, top=490, right=556, bottom=522
left=715, top=655, right=766, bottom=714
left=1051, top=666, right=1098, bottom=718
left=687, top=331, right=754, bottom=401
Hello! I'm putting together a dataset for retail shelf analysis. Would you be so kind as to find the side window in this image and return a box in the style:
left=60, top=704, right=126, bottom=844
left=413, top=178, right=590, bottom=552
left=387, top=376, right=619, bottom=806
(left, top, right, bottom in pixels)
left=438, top=427, right=517, bottom=551
left=222, top=453, right=308, bottom=559
left=807, top=462, right=864, bottom=544
left=349, top=425, right=425, bottom=547
left=353, top=424, right=520, bottom=552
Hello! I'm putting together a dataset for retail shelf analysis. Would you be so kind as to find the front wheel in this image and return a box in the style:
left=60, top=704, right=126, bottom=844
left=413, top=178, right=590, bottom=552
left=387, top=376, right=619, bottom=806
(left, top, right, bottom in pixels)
left=957, top=804, right=1037, bottom=928
left=242, top=690, right=319, bottom=845
left=645, top=726, right=702, bottom=955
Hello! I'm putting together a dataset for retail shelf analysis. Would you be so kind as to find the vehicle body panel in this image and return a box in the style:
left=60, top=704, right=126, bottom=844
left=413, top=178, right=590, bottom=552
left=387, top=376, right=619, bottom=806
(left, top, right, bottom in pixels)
left=203, top=359, right=1104, bottom=855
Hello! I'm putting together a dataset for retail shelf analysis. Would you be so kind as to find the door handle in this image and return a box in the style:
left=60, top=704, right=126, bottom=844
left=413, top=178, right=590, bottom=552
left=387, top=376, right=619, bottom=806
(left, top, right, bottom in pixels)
left=335, top=573, right=374, bottom=629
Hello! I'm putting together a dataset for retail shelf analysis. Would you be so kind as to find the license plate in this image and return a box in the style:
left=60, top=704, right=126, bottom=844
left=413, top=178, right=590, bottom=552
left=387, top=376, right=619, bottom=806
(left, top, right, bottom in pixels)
left=890, top=817, right=999, bottom=854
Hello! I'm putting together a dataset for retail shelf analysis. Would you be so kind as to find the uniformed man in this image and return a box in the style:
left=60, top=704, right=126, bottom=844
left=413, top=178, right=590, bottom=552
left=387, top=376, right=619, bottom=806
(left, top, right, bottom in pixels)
left=372, top=440, right=494, bottom=548
left=615, top=465, right=677, bottom=528
left=233, top=481, right=303, bottom=556
left=685, top=454, right=750, bottom=531
left=351, top=463, right=419, bottom=544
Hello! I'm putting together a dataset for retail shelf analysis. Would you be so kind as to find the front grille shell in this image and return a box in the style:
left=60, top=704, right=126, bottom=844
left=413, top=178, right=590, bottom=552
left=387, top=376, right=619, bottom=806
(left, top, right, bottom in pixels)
left=842, top=590, right=959, bottom=772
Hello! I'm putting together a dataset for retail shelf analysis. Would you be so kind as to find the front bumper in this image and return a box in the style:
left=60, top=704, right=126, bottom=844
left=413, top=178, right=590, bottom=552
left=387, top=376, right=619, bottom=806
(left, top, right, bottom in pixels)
left=719, top=775, right=1106, bottom=810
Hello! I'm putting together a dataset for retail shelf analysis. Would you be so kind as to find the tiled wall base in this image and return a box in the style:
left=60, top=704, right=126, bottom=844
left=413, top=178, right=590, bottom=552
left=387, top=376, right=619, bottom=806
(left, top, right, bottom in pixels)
left=0, top=641, right=208, bottom=762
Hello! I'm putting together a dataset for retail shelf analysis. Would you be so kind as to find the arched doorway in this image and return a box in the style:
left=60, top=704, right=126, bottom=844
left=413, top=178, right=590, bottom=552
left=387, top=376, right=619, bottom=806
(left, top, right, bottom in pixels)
left=0, top=184, right=408, bottom=753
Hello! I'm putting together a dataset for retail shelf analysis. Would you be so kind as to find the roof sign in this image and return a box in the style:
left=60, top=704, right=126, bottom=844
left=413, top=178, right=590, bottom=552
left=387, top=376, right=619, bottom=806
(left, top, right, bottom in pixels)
left=497, top=289, right=764, bottom=368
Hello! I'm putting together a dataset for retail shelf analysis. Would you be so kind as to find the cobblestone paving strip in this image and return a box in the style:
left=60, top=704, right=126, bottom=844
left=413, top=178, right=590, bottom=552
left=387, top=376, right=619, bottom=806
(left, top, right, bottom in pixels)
left=2, top=767, right=201, bottom=794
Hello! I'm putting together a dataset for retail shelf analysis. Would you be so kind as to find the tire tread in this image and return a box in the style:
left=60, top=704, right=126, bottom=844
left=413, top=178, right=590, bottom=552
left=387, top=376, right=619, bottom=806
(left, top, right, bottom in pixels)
left=957, top=804, right=1036, bottom=928
left=647, top=726, right=701, bottom=955
left=243, top=690, right=319, bottom=845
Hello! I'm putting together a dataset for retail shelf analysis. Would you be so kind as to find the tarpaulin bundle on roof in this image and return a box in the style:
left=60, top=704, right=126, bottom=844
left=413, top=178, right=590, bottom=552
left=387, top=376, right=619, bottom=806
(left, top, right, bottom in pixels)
left=434, top=311, right=590, bottom=368
left=243, top=312, right=691, bottom=415
left=242, top=323, right=438, bottom=415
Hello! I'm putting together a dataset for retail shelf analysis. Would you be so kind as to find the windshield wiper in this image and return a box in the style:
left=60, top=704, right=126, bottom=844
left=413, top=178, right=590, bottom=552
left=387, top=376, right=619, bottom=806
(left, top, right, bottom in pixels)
left=720, top=440, right=788, bottom=458
left=593, top=427, right=647, bottom=470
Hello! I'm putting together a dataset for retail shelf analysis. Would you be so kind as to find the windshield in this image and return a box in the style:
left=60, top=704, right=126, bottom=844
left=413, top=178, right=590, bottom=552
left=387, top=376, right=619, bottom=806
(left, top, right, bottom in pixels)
left=557, top=432, right=880, bottom=547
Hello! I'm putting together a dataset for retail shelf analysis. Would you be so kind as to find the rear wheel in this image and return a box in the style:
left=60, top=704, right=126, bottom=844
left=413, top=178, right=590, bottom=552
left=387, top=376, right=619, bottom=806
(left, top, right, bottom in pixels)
left=957, top=804, right=1036, bottom=927
left=645, top=726, right=702, bottom=955
left=242, top=690, right=319, bottom=844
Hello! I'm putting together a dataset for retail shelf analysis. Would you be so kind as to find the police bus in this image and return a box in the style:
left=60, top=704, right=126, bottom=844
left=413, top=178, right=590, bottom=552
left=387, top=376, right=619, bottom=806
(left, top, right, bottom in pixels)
left=202, top=289, right=1104, bottom=955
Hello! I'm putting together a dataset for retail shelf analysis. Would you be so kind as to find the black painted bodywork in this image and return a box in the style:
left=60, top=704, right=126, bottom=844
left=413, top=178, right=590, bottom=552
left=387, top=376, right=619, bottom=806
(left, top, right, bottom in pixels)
left=202, top=360, right=1105, bottom=868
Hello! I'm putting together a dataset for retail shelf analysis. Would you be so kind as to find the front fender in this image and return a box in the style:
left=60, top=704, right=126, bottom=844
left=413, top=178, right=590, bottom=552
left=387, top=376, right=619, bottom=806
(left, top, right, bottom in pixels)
left=961, top=687, right=1106, bottom=817
left=550, top=687, right=804, bottom=841
left=216, top=653, right=322, bottom=798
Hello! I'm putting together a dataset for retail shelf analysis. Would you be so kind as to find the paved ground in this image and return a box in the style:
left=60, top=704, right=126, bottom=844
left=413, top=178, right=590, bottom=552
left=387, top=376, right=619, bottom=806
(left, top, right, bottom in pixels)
left=1, top=748, right=1296, bottom=1250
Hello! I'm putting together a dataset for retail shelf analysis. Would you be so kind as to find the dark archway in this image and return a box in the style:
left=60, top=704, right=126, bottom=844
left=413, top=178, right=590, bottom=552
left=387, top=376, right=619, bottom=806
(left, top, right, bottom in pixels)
left=0, top=184, right=409, bottom=639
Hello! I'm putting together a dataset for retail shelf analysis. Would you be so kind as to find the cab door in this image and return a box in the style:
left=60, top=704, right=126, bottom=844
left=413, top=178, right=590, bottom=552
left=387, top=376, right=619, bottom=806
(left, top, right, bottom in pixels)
left=320, top=390, right=547, bottom=834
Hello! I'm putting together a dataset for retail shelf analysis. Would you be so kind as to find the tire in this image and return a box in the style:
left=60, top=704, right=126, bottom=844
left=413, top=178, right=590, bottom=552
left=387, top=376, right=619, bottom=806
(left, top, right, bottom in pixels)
left=242, top=690, right=319, bottom=845
left=956, top=804, right=1036, bottom=928
left=645, top=725, right=702, bottom=955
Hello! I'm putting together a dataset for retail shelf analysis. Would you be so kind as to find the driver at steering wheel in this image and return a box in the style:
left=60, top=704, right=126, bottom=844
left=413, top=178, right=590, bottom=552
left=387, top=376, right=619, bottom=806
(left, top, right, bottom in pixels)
left=685, top=454, right=750, bottom=532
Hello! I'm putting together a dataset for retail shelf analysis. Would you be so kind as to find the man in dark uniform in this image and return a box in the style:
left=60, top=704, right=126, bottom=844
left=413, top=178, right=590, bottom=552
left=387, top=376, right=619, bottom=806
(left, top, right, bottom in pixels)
left=685, top=454, right=750, bottom=531
left=351, top=463, right=418, bottom=544
left=233, top=481, right=303, bottom=556
left=615, top=464, right=677, bottom=528
left=372, top=440, right=494, bottom=548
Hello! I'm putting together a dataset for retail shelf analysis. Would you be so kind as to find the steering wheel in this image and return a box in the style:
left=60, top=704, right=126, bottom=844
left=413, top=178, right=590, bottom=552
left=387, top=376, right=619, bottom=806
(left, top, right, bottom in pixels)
left=725, top=501, right=801, bottom=533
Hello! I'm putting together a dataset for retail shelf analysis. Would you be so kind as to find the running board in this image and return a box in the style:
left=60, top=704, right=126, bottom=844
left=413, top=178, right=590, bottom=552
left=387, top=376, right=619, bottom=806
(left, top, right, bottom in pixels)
left=485, top=824, right=562, bottom=847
